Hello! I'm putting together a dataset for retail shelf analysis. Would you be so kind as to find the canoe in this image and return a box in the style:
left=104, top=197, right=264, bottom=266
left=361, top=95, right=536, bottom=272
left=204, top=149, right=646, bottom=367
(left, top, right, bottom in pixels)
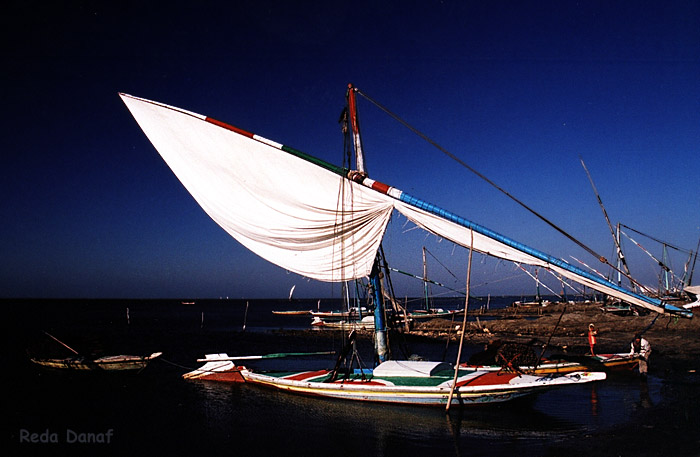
left=31, top=352, right=163, bottom=371
left=463, top=352, right=640, bottom=375
left=408, top=308, right=464, bottom=320
left=271, top=310, right=312, bottom=315
left=311, top=315, right=376, bottom=330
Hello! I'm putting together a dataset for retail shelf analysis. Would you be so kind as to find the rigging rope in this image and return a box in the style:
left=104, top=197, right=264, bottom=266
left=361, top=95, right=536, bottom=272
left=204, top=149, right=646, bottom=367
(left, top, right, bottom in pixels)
left=621, top=224, right=693, bottom=254
left=424, top=246, right=460, bottom=281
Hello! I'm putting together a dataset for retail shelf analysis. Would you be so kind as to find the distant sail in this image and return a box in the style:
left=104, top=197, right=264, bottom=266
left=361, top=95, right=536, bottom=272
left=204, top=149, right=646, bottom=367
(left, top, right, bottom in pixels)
left=289, top=285, right=296, bottom=300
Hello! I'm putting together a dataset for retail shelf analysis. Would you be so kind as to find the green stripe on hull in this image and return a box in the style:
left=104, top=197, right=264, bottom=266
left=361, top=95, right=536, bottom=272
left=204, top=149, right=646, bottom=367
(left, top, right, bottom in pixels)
left=257, top=369, right=480, bottom=387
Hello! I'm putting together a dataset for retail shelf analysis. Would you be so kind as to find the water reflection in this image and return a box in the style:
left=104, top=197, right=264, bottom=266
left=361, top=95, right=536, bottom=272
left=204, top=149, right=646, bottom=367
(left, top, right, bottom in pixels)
left=590, top=385, right=599, bottom=417
left=182, top=370, right=668, bottom=457
left=638, top=379, right=653, bottom=409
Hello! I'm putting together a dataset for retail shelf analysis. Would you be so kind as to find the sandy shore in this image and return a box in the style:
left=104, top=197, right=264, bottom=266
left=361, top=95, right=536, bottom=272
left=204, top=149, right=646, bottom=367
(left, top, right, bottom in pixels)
left=411, top=302, right=700, bottom=372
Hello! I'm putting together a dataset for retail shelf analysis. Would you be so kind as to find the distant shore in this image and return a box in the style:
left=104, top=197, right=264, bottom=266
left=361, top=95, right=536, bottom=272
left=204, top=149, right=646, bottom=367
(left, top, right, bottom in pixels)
left=410, top=302, right=700, bottom=372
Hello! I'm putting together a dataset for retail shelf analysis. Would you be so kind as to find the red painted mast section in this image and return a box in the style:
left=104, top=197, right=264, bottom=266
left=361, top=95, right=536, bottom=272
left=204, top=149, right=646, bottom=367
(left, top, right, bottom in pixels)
left=347, top=84, right=366, bottom=173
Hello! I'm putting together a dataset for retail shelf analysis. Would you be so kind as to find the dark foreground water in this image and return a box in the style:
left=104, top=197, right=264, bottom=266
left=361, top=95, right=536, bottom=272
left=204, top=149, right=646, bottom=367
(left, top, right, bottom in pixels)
left=4, top=298, right=699, bottom=456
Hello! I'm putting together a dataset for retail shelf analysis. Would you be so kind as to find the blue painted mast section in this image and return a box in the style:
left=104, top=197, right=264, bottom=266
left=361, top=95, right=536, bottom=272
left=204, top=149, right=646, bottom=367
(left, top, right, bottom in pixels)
left=370, top=258, right=389, bottom=362
left=395, top=190, right=693, bottom=318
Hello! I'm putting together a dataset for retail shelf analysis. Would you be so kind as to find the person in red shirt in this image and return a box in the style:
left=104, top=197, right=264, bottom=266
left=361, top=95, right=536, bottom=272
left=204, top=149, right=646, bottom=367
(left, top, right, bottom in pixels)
left=587, top=323, right=597, bottom=356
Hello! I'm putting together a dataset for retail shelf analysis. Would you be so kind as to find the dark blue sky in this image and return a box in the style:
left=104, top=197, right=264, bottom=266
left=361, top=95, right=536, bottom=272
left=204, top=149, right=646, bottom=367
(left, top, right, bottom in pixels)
left=2, top=1, right=699, bottom=299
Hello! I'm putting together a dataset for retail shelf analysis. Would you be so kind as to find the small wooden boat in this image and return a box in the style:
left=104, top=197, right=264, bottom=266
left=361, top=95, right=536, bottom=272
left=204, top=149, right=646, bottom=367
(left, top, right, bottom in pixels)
left=311, top=315, right=376, bottom=329
left=310, top=307, right=368, bottom=320
left=271, top=310, right=312, bottom=315
left=408, top=308, right=464, bottom=320
left=600, top=302, right=633, bottom=315
left=463, top=352, right=640, bottom=375
left=31, top=352, right=163, bottom=371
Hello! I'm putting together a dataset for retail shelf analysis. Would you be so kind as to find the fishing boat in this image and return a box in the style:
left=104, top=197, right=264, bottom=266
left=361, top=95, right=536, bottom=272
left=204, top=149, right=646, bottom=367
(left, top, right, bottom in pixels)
left=271, top=310, right=312, bottom=315
left=121, top=85, right=691, bottom=407
left=310, top=311, right=414, bottom=331
left=273, top=299, right=322, bottom=315
left=683, top=285, right=700, bottom=309
left=408, top=308, right=464, bottom=320
left=184, top=352, right=605, bottom=406
left=311, top=315, right=376, bottom=330
left=310, top=306, right=368, bottom=320
left=463, top=352, right=640, bottom=375
left=30, top=332, right=163, bottom=372
left=31, top=352, right=163, bottom=371
left=600, top=300, right=634, bottom=316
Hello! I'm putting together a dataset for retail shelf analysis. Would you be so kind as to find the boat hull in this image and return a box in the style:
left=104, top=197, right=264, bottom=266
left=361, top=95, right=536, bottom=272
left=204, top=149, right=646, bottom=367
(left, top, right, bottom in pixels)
left=408, top=309, right=465, bottom=320
left=271, top=310, right=312, bottom=315
left=31, top=352, right=162, bottom=371
left=463, top=353, right=639, bottom=375
left=185, top=357, right=605, bottom=406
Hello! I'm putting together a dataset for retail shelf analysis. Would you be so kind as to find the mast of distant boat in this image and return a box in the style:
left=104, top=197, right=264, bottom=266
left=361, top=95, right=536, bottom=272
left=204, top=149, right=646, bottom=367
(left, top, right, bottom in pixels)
left=580, top=157, right=634, bottom=289
left=423, top=246, right=430, bottom=312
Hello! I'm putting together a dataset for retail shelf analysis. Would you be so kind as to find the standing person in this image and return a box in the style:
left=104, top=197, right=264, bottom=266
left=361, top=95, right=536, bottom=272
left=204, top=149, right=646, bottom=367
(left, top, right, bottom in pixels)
left=630, top=335, right=651, bottom=378
left=588, top=323, right=597, bottom=356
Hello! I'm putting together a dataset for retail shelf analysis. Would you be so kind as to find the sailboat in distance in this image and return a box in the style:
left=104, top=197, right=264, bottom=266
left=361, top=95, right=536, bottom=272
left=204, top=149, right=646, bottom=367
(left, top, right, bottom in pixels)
left=121, top=85, right=689, bottom=406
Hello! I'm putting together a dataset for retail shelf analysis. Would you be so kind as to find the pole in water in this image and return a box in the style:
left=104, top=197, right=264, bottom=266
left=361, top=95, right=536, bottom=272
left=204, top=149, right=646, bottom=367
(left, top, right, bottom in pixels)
left=126, top=307, right=130, bottom=325
left=447, top=229, right=473, bottom=412
left=243, top=301, right=249, bottom=331
left=43, top=331, right=80, bottom=356
left=201, top=311, right=204, bottom=329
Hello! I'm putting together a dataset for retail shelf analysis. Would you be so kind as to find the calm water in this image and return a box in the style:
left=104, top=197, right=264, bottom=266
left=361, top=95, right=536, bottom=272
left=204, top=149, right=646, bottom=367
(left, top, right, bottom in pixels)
left=4, top=298, right=698, bottom=456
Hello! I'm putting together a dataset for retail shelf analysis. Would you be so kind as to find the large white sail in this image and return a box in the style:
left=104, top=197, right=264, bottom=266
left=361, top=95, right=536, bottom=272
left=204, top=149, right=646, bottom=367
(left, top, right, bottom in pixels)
left=120, top=94, right=394, bottom=282
left=392, top=200, right=669, bottom=313
left=121, top=93, right=691, bottom=317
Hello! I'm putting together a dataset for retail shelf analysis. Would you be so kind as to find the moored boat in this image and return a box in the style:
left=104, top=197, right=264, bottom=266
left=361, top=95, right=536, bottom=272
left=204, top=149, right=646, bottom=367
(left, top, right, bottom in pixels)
left=311, top=315, right=376, bottom=330
left=184, top=354, right=605, bottom=406
left=463, top=352, right=640, bottom=375
left=409, top=308, right=464, bottom=320
left=122, top=84, right=690, bottom=409
left=310, top=307, right=368, bottom=320
left=31, top=352, right=163, bottom=371
left=271, top=310, right=312, bottom=315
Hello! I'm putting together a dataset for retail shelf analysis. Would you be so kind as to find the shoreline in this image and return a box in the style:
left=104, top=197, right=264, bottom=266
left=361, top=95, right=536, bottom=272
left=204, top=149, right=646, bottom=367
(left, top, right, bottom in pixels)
left=410, top=302, right=700, bottom=370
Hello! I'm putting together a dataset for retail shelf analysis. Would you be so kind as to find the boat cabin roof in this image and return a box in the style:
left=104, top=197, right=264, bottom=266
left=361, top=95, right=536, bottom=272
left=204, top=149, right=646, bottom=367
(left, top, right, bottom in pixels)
left=373, top=360, right=452, bottom=377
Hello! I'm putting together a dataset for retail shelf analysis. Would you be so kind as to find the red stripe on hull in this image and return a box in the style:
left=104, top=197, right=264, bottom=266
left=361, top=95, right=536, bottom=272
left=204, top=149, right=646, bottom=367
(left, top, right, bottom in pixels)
left=205, top=117, right=254, bottom=138
left=457, top=372, right=518, bottom=387
left=189, top=368, right=246, bottom=383
left=283, top=370, right=331, bottom=381
left=205, top=371, right=247, bottom=383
